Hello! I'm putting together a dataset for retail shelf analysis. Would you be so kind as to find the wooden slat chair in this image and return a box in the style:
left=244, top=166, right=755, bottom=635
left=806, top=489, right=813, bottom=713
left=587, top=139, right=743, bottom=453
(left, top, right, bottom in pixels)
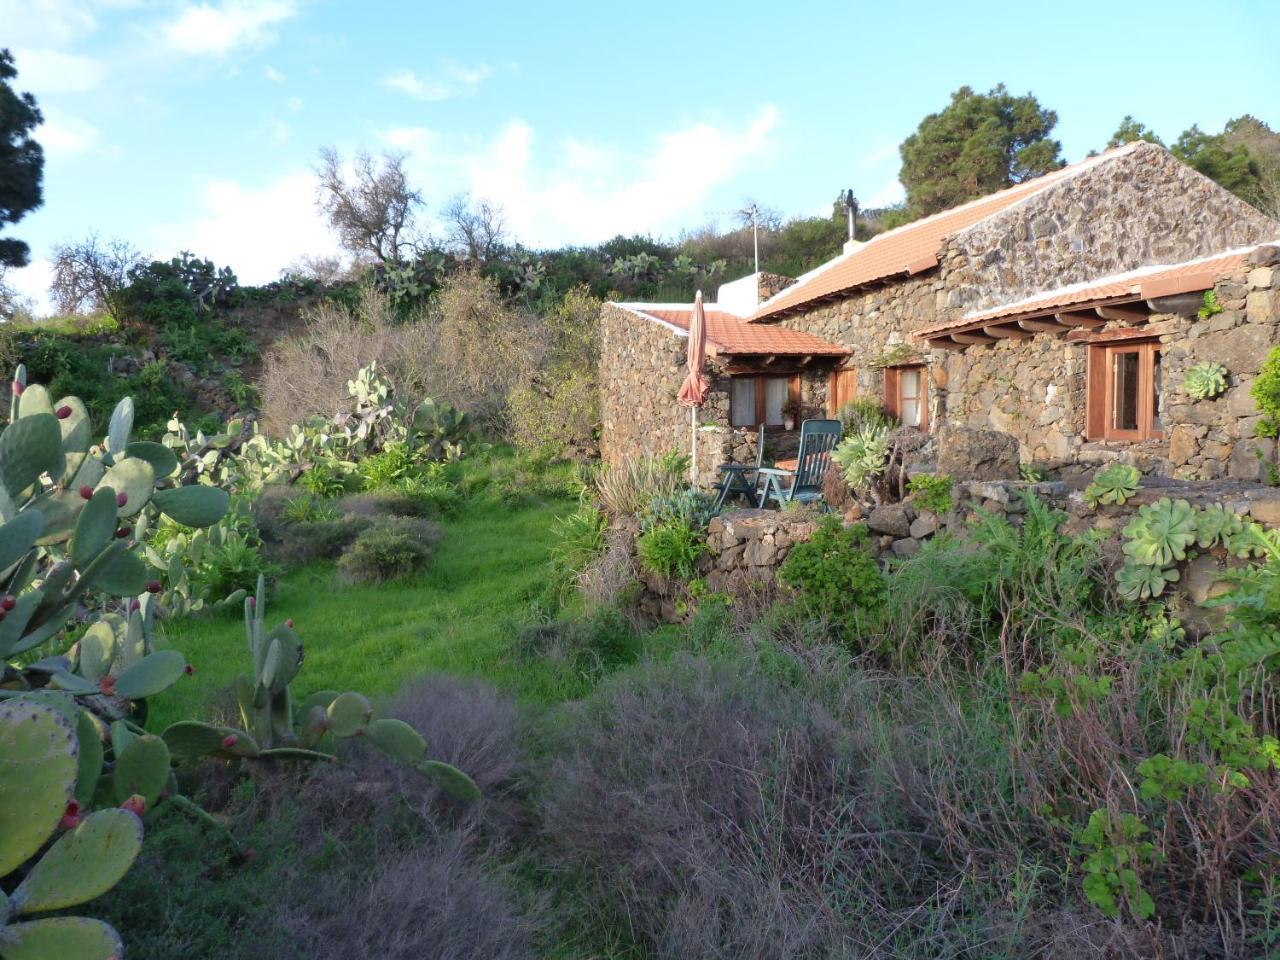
left=712, top=423, right=767, bottom=510
left=755, top=419, right=841, bottom=509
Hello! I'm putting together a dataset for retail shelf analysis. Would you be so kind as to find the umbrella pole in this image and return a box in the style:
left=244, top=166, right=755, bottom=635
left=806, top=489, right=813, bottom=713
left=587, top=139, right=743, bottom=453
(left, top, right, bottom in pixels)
left=690, top=407, right=697, bottom=487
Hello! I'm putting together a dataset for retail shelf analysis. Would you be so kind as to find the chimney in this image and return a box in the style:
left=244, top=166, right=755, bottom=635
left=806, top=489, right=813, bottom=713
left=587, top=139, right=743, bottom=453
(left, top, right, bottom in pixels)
left=843, top=189, right=863, bottom=255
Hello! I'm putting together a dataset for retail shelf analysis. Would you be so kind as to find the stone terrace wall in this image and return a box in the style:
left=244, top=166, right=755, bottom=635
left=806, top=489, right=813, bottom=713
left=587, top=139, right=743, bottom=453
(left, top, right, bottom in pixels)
left=945, top=142, right=1279, bottom=315
left=938, top=245, right=1280, bottom=480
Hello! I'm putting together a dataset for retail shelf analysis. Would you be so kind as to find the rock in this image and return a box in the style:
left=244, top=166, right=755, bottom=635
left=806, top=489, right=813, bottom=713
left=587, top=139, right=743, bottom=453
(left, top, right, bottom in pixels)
left=1250, top=499, right=1280, bottom=527
left=1168, top=424, right=1198, bottom=466
left=867, top=503, right=912, bottom=538
left=1198, top=320, right=1272, bottom=375
left=909, top=514, right=937, bottom=539
left=1248, top=244, right=1280, bottom=266
left=743, top=540, right=777, bottom=566
left=1249, top=266, right=1274, bottom=290
left=936, top=426, right=1021, bottom=481
left=1227, top=384, right=1257, bottom=418
left=1227, top=438, right=1275, bottom=481
left=890, top=537, right=921, bottom=557
left=1182, top=554, right=1233, bottom=605
left=1246, top=291, right=1278, bottom=326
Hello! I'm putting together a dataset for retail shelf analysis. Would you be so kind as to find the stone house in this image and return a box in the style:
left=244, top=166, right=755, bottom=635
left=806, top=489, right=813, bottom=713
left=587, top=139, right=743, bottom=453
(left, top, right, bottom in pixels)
left=600, top=141, right=1280, bottom=483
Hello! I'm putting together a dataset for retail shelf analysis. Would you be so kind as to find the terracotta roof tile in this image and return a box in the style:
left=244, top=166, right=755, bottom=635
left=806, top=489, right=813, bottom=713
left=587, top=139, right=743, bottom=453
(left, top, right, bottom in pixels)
left=751, top=143, right=1147, bottom=321
left=913, top=248, right=1253, bottom=340
left=616, top=305, right=849, bottom=357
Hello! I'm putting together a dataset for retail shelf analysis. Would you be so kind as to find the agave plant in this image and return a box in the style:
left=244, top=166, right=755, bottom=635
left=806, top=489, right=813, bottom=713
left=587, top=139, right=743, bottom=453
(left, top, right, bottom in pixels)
left=1122, top=498, right=1199, bottom=567
left=1184, top=361, right=1228, bottom=400
left=832, top=424, right=890, bottom=492
left=1084, top=463, right=1140, bottom=508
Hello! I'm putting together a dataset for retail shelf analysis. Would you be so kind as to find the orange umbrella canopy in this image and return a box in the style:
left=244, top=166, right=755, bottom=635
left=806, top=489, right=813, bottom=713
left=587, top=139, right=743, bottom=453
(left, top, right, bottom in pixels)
left=677, top=290, right=710, bottom=407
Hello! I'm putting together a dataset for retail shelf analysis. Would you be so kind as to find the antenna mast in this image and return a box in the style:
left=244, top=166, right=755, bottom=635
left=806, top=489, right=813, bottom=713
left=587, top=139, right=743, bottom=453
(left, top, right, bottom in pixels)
left=750, top=203, right=759, bottom=275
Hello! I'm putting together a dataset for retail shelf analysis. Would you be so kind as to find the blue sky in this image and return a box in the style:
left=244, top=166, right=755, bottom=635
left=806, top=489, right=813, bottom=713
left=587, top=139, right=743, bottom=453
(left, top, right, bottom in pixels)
left=4, top=0, right=1279, bottom=309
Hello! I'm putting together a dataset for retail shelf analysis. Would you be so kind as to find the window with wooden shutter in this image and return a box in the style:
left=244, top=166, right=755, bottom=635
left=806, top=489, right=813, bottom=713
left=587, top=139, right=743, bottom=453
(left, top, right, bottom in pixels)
left=1086, top=340, right=1162, bottom=441
left=883, top=364, right=927, bottom=431
left=828, top=368, right=857, bottom=416
left=729, top=374, right=800, bottom=428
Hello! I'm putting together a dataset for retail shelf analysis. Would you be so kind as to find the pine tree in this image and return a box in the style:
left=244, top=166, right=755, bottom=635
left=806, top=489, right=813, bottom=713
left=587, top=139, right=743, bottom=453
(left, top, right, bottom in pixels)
left=0, top=49, right=44, bottom=268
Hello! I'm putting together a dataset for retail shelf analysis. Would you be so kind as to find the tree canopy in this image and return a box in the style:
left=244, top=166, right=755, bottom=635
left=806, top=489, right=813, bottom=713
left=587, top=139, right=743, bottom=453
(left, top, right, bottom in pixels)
left=1107, top=115, right=1164, bottom=149
left=897, top=84, right=1064, bottom=220
left=0, top=49, right=44, bottom=268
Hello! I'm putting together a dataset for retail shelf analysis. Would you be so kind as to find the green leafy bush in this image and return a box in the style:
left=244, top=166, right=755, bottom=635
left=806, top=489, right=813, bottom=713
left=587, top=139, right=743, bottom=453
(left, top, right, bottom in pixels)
left=905, top=474, right=953, bottom=514
left=1253, top=346, right=1280, bottom=438
left=836, top=397, right=897, bottom=434
left=359, top=441, right=418, bottom=490
left=282, top=495, right=341, bottom=524
left=192, top=536, right=279, bottom=600
left=338, top=518, right=439, bottom=583
left=299, top=462, right=350, bottom=499
left=778, top=516, right=885, bottom=622
left=635, top=520, right=705, bottom=580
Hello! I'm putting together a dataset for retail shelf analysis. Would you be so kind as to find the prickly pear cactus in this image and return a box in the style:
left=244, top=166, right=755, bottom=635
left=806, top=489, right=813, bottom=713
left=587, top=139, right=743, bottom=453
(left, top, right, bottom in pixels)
left=160, top=575, right=480, bottom=801
left=0, top=699, right=142, bottom=960
left=1, top=367, right=230, bottom=703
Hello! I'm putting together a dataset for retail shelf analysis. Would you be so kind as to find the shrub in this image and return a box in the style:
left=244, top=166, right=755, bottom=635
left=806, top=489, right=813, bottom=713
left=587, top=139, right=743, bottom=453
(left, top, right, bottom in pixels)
left=549, top=504, right=607, bottom=589
left=836, top=396, right=897, bottom=434
left=282, top=494, right=341, bottom=523
left=359, top=440, right=418, bottom=490
left=592, top=455, right=683, bottom=517
left=299, top=461, right=350, bottom=498
left=338, top=517, right=439, bottom=583
left=636, top=519, right=705, bottom=580
left=831, top=423, right=890, bottom=492
left=193, top=536, right=279, bottom=600
left=638, top=488, right=720, bottom=531
left=516, top=608, right=639, bottom=686
left=905, top=473, right=953, bottom=514
left=1254, top=345, right=1280, bottom=438
left=777, top=516, right=885, bottom=623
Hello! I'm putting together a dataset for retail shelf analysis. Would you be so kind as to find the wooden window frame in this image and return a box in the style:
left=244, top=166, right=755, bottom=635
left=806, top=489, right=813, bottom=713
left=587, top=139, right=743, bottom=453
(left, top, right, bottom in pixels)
left=883, top=364, right=929, bottom=432
left=1086, top=340, right=1162, bottom=441
left=827, top=367, right=857, bottom=417
left=730, top=373, right=800, bottom=429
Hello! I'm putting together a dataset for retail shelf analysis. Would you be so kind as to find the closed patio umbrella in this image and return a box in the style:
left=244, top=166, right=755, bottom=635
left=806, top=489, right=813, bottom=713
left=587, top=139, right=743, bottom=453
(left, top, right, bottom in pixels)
left=677, top=290, right=710, bottom=485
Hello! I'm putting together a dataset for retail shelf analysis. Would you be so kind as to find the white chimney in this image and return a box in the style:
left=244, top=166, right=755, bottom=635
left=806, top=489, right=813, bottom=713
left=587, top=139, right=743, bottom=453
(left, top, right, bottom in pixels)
left=715, top=272, right=762, bottom=316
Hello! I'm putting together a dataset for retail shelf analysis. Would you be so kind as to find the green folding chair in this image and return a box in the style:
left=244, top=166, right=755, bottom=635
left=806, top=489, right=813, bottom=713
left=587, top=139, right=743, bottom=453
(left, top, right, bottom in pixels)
left=713, top=423, right=767, bottom=510
left=755, top=419, right=840, bottom=508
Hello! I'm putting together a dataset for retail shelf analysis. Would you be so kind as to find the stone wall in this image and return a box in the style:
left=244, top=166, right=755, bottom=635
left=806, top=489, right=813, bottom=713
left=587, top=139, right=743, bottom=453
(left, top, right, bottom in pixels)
left=944, top=142, right=1279, bottom=314
left=636, top=478, right=1280, bottom=625
left=938, top=245, right=1280, bottom=480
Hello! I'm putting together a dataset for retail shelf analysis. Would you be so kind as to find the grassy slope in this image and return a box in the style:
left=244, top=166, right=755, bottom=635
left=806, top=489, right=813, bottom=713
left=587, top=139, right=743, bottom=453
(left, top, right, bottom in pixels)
left=150, top=491, right=574, bottom=732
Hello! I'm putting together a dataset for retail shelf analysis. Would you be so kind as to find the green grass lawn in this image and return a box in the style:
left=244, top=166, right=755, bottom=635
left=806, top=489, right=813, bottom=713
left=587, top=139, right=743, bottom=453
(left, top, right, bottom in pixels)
left=150, top=490, right=576, bottom=732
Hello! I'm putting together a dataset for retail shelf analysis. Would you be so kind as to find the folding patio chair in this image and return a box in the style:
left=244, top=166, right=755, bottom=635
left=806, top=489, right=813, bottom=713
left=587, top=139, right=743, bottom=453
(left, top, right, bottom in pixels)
left=755, top=419, right=840, bottom=509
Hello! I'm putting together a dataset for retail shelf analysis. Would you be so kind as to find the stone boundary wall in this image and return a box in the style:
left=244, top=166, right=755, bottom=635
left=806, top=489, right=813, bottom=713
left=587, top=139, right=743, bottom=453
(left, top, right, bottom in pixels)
left=635, top=479, right=1280, bottom=624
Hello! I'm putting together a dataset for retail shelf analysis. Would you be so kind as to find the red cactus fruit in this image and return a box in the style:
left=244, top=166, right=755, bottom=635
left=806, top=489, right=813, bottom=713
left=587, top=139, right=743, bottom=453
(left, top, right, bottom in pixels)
left=286, top=618, right=294, bottom=628
left=99, top=675, right=116, bottom=695
left=116, top=526, right=130, bottom=538
left=145, top=580, right=162, bottom=594
left=79, top=485, right=94, bottom=500
left=120, top=795, right=146, bottom=817
left=221, top=734, right=239, bottom=749
left=1, top=595, right=14, bottom=611
left=11, top=381, right=23, bottom=396
left=247, top=596, right=256, bottom=609
left=117, top=492, right=128, bottom=507
left=60, top=800, right=82, bottom=830
left=129, top=598, right=141, bottom=611
left=184, top=664, right=195, bottom=676
left=55, top=405, right=72, bottom=419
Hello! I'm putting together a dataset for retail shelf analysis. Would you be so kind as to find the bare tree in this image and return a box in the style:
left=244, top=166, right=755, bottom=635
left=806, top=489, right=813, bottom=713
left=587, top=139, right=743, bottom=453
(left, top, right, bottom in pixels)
left=48, top=233, right=145, bottom=316
left=443, top=192, right=507, bottom=264
left=315, top=148, right=422, bottom=265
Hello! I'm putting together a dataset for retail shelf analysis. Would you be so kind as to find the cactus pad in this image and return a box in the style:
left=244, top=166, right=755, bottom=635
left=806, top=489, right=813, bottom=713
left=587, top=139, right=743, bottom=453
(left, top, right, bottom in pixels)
left=367, top=718, right=427, bottom=765
left=326, top=692, right=373, bottom=738
left=417, top=760, right=481, bottom=803
left=112, top=734, right=171, bottom=807
left=0, top=699, right=77, bottom=876
left=0, top=916, right=123, bottom=960
left=9, top=808, right=143, bottom=915
left=97, top=457, right=155, bottom=518
left=114, top=649, right=187, bottom=700
left=71, top=488, right=119, bottom=568
left=0, top=413, right=63, bottom=499
left=152, top=485, right=231, bottom=528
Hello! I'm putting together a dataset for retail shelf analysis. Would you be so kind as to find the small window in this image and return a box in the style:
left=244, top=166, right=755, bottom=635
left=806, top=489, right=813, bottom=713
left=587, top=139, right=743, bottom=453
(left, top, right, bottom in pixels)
left=730, top=374, right=797, bottom=428
left=883, top=365, right=928, bottom=431
left=1086, top=340, right=1162, bottom=441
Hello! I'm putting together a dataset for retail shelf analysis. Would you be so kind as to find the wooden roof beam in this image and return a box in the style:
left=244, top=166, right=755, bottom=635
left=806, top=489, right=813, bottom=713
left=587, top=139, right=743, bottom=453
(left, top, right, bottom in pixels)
left=983, top=323, right=1034, bottom=339
left=950, top=331, right=997, bottom=345
left=1096, top=303, right=1150, bottom=323
left=928, top=337, right=969, bottom=350
left=1055, top=310, right=1106, bottom=327
left=1017, top=318, right=1066, bottom=333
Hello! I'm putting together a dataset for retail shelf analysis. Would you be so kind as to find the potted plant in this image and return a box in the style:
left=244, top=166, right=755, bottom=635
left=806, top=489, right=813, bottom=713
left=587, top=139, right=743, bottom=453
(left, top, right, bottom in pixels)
left=782, top=395, right=802, bottom=431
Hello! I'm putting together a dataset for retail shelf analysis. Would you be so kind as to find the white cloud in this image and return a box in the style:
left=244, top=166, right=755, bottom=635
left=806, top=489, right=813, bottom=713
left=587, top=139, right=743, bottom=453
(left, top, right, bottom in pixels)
left=866, top=177, right=905, bottom=209
left=381, top=61, right=493, bottom=101
left=9, top=47, right=105, bottom=94
left=39, top=110, right=100, bottom=157
left=162, top=0, right=298, bottom=56
left=379, top=105, right=781, bottom=247
left=5, top=259, right=55, bottom=317
left=149, top=170, right=337, bottom=284
left=264, top=65, right=285, bottom=83
left=0, top=0, right=98, bottom=47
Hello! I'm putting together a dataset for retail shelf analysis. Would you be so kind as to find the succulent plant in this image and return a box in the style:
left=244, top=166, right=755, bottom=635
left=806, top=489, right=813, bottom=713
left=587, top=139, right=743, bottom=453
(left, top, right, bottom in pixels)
left=1194, top=503, right=1246, bottom=550
left=159, top=576, right=480, bottom=801
left=1084, top=463, right=1141, bottom=508
left=1184, top=361, right=1228, bottom=400
left=832, top=424, right=890, bottom=492
left=1116, top=560, right=1180, bottom=601
left=1122, top=498, right=1199, bottom=567
left=0, top=699, right=143, bottom=960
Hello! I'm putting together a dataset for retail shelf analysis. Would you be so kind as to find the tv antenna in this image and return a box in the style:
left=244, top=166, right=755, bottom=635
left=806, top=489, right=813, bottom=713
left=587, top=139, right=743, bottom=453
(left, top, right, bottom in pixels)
left=704, top=202, right=761, bottom=274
